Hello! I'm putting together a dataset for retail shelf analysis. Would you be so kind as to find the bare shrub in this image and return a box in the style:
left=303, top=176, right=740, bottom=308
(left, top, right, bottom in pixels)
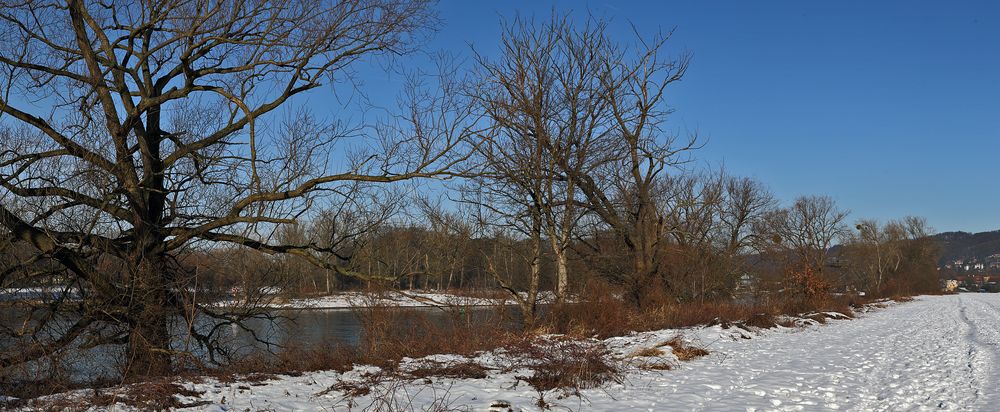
left=543, top=280, right=633, bottom=337
left=364, top=378, right=468, bottom=412
left=276, top=343, right=358, bottom=374
left=320, top=370, right=386, bottom=398
left=406, top=361, right=488, bottom=380
left=501, top=336, right=623, bottom=393
left=740, top=313, right=778, bottom=329
left=322, top=371, right=469, bottom=412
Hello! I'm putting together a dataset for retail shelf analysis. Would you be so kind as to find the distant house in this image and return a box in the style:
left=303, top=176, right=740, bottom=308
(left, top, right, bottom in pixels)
left=945, top=279, right=959, bottom=292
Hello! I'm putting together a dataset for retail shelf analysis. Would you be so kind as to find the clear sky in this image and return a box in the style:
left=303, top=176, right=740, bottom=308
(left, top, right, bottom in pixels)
left=6, top=1, right=994, bottom=233
left=386, top=0, right=998, bottom=234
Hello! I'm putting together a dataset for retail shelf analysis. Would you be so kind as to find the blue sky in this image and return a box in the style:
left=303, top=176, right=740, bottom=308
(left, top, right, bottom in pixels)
left=6, top=1, right=994, bottom=233
left=381, top=0, right=997, bottom=233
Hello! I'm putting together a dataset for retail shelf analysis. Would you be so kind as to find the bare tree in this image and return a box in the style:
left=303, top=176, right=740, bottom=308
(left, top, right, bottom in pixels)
left=658, top=172, right=724, bottom=301
left=843, top=216, right=937, bottom=295
left=471, top=13, right=694, bottom=306
left=756, top=195, right=850, bottom=293
left=462, top=116, right=547, bottom=325
left=461, top=15, right=568, bottom=323
left=415, top=197, right=476, bottom=291
left=307, top=184, right=404, bottom=293
left=850, top=219, right=902, bottom=293
left=0, top=0, right=468, bottom=378
left=717, top=176, right=777, bottom=255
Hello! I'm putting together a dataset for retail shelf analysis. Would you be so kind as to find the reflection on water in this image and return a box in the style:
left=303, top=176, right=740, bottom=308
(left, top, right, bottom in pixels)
left=0, top=306, right=518, bottom=383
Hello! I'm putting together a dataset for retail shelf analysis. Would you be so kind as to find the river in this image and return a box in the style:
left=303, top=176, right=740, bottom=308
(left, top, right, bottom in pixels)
left=0, top=305, right=518, bottom=384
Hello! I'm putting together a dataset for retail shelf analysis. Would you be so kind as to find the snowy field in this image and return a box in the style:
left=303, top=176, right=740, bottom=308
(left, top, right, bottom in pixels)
left=18, top=293, right=1000, bottom=411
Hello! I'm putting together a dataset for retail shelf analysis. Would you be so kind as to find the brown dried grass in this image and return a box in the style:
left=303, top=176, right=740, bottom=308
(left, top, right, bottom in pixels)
left=406, top=361, right=488, bottom=380
left=629, top=347, right=666, bottom=358
left=661, top=337, right=709, bottom=361
left=541, top=280, right=867, bottom=339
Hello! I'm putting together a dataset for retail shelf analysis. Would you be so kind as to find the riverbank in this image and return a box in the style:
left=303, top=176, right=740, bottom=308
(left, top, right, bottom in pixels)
left=14, top=294, right=989, bottom=410
left=0, top=288, right=556, bottom=309
left=269, top=290, right=560, bottom=310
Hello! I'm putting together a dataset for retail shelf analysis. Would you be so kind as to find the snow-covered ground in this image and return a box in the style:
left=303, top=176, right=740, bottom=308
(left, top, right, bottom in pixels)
left=16, top=293, right=1000, bottom=411
left=273, top=291, right=558, bottom=309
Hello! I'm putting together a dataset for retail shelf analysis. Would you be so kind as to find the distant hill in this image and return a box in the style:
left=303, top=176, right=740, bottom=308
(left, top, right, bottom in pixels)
left=931, top=230, right=1000, bottom=266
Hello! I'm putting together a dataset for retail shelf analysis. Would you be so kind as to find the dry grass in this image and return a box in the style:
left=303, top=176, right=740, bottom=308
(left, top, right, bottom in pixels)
left=541, top=280, right=868, bottom=339
left=629, top=347, right=666, bottom=358
left=316, top=369, right=472, bottom=412
left=627, top=347, right=674, bottom=371
left=639, top=362, right=674, bottom=371
left=16, top=380, right=209, bottom=412
left=660, top=337, right=709, bottom=361
left=406, top=361, right=488, bottom=380
left=318, top=370, right=385, bottom=398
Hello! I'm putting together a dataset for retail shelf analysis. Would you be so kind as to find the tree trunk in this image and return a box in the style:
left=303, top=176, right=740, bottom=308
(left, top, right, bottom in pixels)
left=326, top=269, right=332, bottom=295
left=524, top=227, right=542, bottom=329
left=628, top=202, right=661, bottom=307
left=551, top=237, right=569, bottom=304
left=125, top=258, right=172, bottom=379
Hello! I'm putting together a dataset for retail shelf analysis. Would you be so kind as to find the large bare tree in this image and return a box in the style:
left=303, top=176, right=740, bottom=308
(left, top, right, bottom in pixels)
left=0, top=0, right=474, bottom=379
left=473, top=14, right=695, bottom=305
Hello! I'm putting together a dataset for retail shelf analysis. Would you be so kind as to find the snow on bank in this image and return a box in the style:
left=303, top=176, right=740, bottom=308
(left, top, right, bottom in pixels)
left=17, top=294, right=1000, bottom=411
left=1, top=288, right=546, bottom=309
left=272, top=291, right=559, bottom=309
left=178, top=295, right=1000, bottom=411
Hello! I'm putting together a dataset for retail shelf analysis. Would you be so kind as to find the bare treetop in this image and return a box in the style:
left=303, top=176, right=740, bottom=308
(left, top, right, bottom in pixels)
left=0, top=0, right=463, bottom=378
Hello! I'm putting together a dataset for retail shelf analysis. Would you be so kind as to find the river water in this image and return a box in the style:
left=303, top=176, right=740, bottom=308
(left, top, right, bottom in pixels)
left=1, top=306, right=517, bottom=384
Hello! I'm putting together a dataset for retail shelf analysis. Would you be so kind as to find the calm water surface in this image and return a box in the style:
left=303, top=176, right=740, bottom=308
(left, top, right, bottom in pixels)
left=1, top=306, right=519, bottom=383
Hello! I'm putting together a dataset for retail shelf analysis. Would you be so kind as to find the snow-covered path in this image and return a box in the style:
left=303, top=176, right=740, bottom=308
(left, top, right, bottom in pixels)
left=170, top=294, right=1000, bottom=411
left=612, top=294, right=1000, bottom=411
